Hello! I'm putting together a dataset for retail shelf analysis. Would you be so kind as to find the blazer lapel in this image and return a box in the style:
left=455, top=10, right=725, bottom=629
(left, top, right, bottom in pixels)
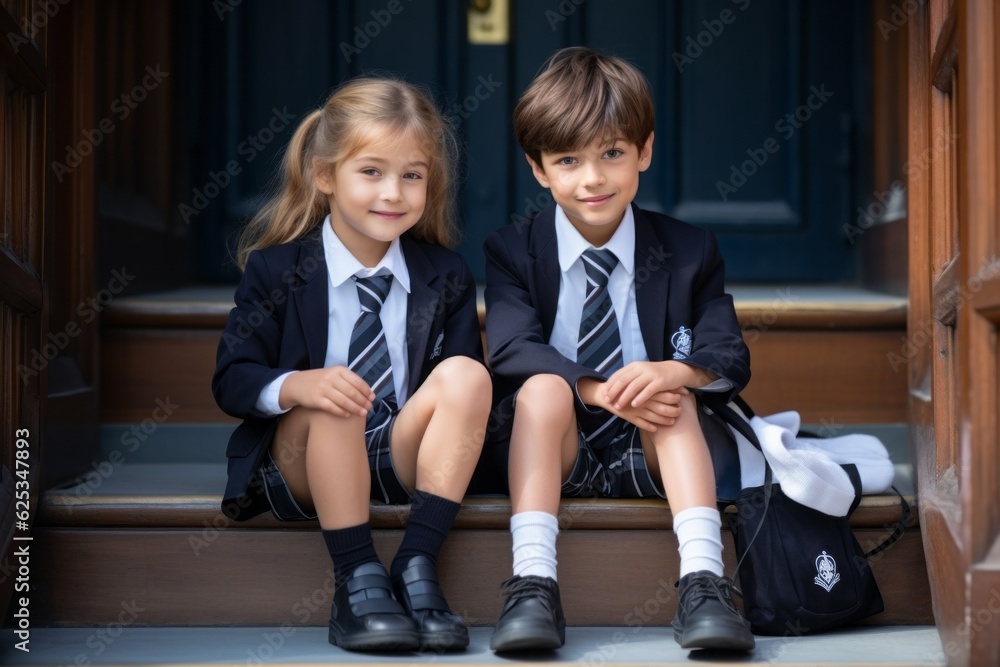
left=291, top=232, right=330, bottom=370
left=530, top=203, right=561, bottom=338
left=633, top=205, right=671, bottom=362
left=401, top=236, right=440, bottom=394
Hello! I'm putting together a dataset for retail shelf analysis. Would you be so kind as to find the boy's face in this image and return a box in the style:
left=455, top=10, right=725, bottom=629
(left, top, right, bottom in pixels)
left=527, top=132, right=653, bottom=247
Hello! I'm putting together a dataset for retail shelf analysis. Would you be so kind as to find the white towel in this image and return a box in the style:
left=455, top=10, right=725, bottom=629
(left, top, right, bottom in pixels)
left=729, top=408, right=895, bottom=517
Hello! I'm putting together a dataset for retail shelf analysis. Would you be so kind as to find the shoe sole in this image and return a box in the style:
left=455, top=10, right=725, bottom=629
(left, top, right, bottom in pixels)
left=490, top=623, right=565, bottom=652
left=328, top=626, right=420, bottom=651
left=674, top=620, right=755, bottom=651
left=418, top=629, right=470, bottom=652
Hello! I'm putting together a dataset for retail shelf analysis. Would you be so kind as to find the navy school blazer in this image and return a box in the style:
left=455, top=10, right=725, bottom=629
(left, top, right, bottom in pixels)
left=212, top=228, right=484, bottom=520
left=483, top=202, right=750, bottom=500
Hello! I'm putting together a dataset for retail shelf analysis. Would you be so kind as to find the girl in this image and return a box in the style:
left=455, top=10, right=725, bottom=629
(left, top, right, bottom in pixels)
left=212, top=77, right=491, bottom=653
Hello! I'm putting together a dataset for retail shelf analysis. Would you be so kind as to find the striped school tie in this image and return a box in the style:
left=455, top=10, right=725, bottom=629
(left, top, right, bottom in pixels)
left=349, top=274, right=397, bottom=423
left=577, top=248, right=624, bottom=450
left=577, top=248, right=624, bottom=375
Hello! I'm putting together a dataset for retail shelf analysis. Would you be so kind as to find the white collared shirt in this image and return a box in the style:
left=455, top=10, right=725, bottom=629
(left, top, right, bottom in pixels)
left=255, top=216, right=411, bottom=415
left=548, top=204, right=649, bottom=367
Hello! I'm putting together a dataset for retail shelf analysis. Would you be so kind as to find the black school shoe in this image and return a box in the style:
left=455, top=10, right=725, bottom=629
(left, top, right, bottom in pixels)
left=329, top=562, right=419, bottom=651
left=671, top=571, right=755, bottom=651
left=489, top=575, right=566, bottom=652
left=391, top=555, right=469, bottom=651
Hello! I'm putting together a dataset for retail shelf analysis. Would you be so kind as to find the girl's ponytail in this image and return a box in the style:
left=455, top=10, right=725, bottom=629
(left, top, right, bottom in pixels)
left=236, top=109, right=327, bottom=270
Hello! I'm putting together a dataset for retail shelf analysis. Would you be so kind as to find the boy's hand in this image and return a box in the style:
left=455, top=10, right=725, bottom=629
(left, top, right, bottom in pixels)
left=603, top=361, right=687, bottom=410
left=279, top=367, right=375, bottom=418
left=577, top=377, right=681, bottom=432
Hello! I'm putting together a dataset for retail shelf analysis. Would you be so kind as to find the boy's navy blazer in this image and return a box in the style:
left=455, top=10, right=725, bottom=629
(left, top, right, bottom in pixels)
left=484, top=201, right=750, bottom=402
left=213, top=228, right=484, bottom=521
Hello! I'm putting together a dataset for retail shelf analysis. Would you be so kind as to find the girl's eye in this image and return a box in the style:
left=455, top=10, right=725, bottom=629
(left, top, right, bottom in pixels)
left=361, top=168, right=380, bottom=177
left=403, top=172, right=423, bottom=180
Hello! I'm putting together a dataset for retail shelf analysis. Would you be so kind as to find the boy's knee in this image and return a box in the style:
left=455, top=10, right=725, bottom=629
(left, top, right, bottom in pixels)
left=517, top=374, right=574, bottom=415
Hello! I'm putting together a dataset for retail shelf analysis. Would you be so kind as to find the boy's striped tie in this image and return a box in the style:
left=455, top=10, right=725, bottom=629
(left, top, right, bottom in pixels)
left=577, top=248, right=624, bottom=450
left=577, top=248, right=624, bottom=375
left=349, top=274, right=396, bottom=423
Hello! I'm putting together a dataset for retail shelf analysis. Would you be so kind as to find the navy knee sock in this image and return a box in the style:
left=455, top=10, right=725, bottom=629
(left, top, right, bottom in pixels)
left=390, top=490, right=461, bottom=578
left=323, top=522, right=380, bottom=587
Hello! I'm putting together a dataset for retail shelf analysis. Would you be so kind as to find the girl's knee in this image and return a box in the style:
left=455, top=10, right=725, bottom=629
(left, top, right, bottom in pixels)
left=430, top=356, right=492, bottom=406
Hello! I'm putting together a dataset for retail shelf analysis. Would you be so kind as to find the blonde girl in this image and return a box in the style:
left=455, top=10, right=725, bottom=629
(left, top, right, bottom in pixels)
left=213, top=77, right=490, bottom=653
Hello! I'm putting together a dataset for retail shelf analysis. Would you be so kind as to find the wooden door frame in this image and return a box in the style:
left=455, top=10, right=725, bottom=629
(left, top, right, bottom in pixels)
left=909, top=0, right=1000, bottom=664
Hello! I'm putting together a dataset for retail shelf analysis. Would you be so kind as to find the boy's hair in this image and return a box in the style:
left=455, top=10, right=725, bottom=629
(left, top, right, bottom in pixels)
left=514, top=46, right=654, bottom=165
left=237, top=77, right=460, bottom=269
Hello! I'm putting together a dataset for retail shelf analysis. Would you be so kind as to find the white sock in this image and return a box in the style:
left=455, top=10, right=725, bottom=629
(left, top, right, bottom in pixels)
left=511, top=511, right=559, bottom=580
left=674, top=506, right=725, bottom=577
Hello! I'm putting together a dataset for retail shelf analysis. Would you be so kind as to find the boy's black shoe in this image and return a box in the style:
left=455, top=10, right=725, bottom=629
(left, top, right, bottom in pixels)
left=329, top=562, right=419, bottom=651
left=672, top=571, right=755, bottom=651
left=489, top=575, right=566, bottom=652
left=391, top=555, right=469, bottom=651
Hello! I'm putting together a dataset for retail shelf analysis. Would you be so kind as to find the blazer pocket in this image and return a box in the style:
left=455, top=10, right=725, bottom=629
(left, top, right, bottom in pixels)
left=226, top=419, right=279, bottom=458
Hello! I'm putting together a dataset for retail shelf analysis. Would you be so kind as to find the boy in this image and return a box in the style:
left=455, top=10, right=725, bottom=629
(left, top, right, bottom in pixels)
left=483, top=47, right=754, bottom=652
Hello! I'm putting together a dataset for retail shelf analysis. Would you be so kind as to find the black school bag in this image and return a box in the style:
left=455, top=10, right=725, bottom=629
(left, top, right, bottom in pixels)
left=703, top=396, right=910, bottom=636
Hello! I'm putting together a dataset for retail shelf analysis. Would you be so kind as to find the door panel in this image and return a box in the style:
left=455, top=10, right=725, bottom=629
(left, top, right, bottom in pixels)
left=185, top=1, right=866, bottom=283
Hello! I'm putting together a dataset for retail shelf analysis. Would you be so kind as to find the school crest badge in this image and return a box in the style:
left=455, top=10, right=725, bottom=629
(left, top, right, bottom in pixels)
left=430, top=331, right=444, bottom=359
left=671, top=326, right=692, bottom=360
left=813, top=550, right=841, bottom=592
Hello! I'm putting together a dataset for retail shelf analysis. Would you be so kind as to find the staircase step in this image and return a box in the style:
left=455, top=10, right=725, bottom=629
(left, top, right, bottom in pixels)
left=99, top=285, right=908, bottom=424
left=35, top=464, right=929, bottom=628
left=5, top=625, right=944, bottom=666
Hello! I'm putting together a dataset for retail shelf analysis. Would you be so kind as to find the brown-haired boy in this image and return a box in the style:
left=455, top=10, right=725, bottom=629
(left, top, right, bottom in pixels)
left=483, top=46, right=754, bottom=653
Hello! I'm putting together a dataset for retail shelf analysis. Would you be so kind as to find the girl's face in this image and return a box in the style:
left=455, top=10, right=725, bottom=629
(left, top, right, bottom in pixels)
left=315, top=129, right=429, bottom=267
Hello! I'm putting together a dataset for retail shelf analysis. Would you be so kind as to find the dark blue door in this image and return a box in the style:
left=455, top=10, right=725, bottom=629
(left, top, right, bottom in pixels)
left=182, top=0, right=867, bottom=283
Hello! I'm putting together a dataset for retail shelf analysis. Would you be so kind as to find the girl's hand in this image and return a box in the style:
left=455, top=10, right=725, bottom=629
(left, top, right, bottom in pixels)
left=280, top=367, right=375, bottom=418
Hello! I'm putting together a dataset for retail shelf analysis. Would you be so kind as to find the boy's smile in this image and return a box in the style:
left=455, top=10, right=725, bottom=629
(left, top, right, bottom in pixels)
left=528, top=133, right=653, bottom=247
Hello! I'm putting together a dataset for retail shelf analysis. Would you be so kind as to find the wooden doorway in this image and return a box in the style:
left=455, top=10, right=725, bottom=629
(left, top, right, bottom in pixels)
left=908, top=0, right=1000, bottom=664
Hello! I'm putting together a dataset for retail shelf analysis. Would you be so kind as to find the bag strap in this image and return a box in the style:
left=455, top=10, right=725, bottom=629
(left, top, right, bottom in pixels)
left=710, top=399, right=772, bottom=580
left=864, top=486, right=910, bottom=558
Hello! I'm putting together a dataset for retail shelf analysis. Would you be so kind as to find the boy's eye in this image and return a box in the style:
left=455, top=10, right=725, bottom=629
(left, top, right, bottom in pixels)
left=605, top=148, right=623, bottom=159
left=557, top=157, right=577, bottom=166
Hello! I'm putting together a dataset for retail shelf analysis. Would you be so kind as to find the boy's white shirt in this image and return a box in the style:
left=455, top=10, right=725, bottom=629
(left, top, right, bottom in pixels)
left=255, top=216, right=411, bottom=416
left=548, top=203, right=649, bottom=365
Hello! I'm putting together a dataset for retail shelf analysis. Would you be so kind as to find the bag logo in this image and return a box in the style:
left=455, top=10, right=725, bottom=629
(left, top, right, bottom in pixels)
left=671, top=326, right=692, bottom=360
left=814, top=550, right=841, bottom=592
